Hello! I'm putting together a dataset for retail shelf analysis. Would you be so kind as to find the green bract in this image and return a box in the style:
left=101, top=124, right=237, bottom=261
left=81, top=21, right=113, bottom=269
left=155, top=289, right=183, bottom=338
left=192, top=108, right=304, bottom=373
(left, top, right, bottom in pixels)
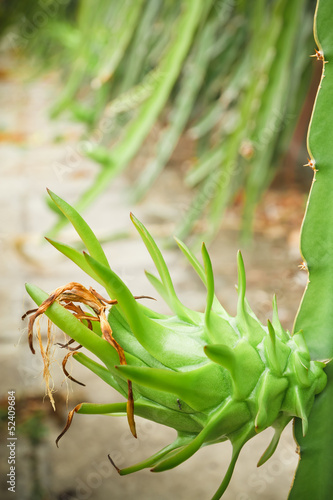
left=25, top=191, right=327, bottom=499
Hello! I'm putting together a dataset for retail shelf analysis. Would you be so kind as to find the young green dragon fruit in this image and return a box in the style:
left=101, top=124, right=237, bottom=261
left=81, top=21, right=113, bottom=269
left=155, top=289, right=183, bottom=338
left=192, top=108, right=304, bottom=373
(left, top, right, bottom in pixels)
left=24, top=190, right=327, bottom=500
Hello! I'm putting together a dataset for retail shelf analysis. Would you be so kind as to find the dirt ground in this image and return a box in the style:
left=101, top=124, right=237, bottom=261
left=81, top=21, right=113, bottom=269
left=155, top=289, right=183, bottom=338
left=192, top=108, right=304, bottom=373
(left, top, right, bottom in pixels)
left=0, top=50, right=312, bottom=500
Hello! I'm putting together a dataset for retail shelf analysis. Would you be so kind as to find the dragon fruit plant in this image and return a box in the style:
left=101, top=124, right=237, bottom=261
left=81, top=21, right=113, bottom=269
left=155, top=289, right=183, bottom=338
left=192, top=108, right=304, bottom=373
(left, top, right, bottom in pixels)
left=23, top=0, right=333, bottom=498
left=23, top=191, right=326, bottom=499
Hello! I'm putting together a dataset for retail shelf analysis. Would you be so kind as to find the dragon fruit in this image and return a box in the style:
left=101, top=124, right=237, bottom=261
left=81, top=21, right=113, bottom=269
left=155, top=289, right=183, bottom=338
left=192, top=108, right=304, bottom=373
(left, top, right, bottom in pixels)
left=24, top=190, right=327, bottom=499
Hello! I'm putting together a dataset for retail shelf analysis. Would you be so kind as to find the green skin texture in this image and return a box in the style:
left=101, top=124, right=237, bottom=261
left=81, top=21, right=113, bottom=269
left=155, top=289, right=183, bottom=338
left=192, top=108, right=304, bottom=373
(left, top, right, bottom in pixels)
left=288, top=1, right=333, bottom=498
left=26, top=191, right=326, bottom=499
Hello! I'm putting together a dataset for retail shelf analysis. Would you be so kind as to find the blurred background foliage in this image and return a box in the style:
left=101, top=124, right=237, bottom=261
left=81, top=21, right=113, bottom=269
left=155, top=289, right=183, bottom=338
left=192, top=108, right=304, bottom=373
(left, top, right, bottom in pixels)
left=2, top=0, right=317, bottom=243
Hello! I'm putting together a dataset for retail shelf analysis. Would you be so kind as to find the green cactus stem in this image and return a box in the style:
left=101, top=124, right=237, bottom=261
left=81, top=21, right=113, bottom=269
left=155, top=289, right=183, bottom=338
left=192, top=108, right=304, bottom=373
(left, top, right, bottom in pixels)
left=288, top=1, right=333, bottom=498
left=23, top=190, right=327, bottom=499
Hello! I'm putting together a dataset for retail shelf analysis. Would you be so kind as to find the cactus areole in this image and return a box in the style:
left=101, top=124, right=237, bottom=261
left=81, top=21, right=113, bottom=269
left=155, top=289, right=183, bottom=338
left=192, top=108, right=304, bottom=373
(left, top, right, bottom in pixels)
left=23, top=190, right=327, bottom=499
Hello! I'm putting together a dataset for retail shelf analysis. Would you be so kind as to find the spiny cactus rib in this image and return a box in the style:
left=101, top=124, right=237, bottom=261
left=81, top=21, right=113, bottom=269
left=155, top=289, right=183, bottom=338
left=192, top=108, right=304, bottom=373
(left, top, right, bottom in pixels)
left=288, top=1, right=333, bottom=497
left=24, top=192, right=327, bottom=499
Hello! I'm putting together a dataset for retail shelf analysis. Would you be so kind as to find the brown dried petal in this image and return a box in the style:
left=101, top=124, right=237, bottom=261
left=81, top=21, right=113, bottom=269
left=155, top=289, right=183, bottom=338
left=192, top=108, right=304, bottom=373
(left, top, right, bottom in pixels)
left=24, top=282, right=89, bottom=353
left=56, top=403, right=82, bottom=447
left=56, top=338, right=82, bottom=352
left=62, top=352, right=86, bottom=387
left=100, top=311, right=136, bottom=437
left=127, top=381, right=137, bottom=438
left=23, top=281, right=149, bottom=439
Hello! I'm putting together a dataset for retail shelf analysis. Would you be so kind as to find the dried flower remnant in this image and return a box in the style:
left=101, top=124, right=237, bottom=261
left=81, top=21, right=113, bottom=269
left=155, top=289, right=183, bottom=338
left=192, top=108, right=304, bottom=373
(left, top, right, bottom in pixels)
left=36, top=317, right=57, bottom=410
left=23, top=281, right=154, bottom=438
